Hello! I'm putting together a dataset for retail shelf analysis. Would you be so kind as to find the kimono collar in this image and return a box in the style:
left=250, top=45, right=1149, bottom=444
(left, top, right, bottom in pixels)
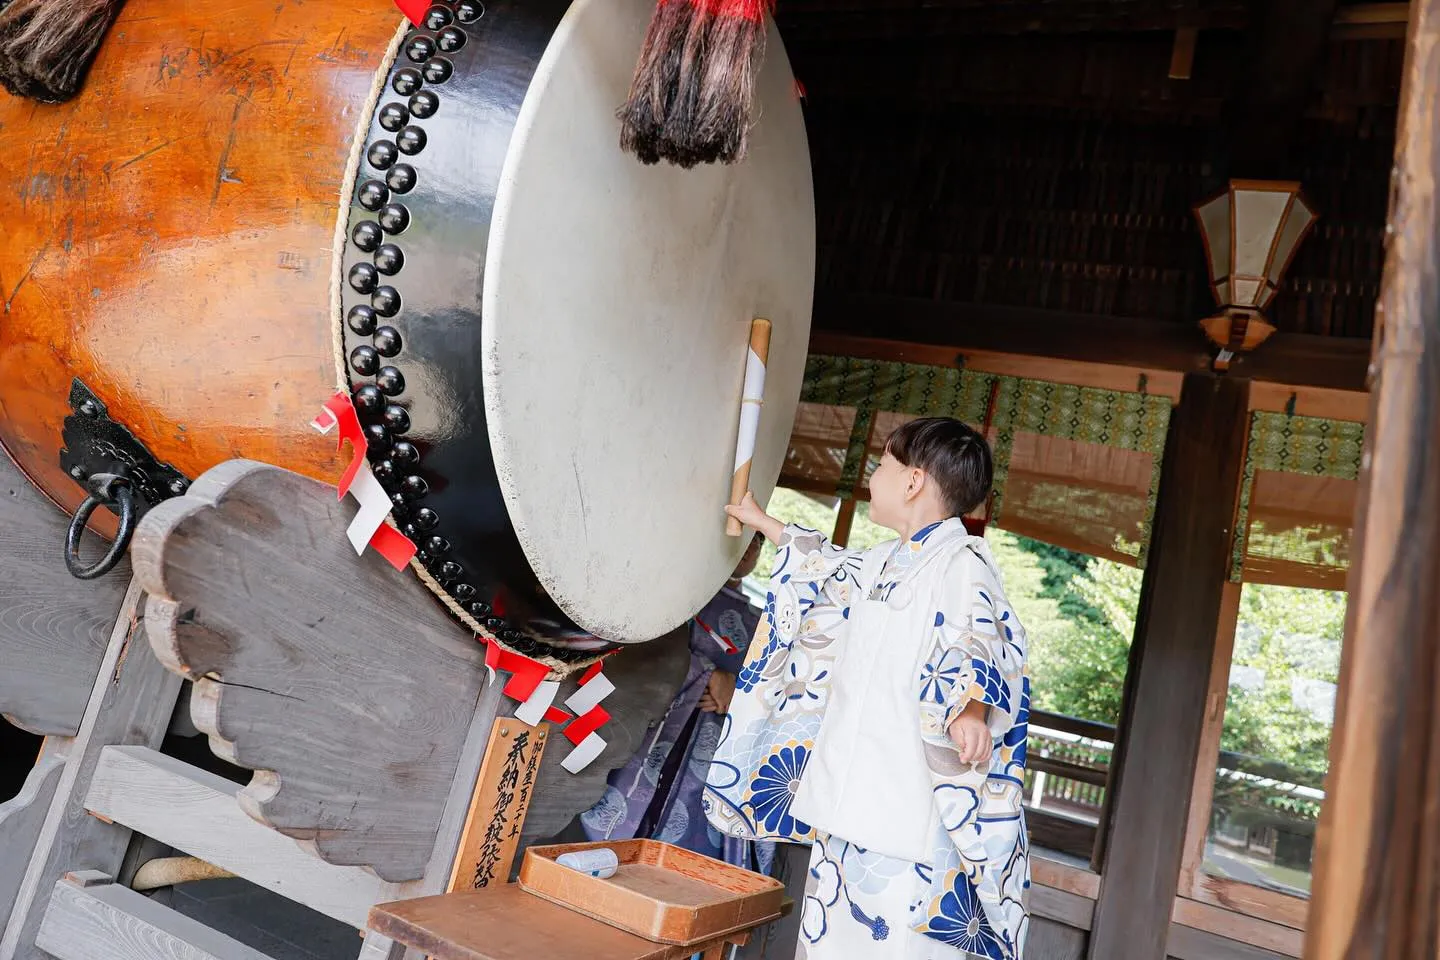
left=892, top=516, right=977, bottom=565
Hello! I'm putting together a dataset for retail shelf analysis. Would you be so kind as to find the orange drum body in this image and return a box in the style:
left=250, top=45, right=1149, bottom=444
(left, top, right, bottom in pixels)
left=0, top=0, right=815, bottom=657
left=0, top=1, right=391, bottom=524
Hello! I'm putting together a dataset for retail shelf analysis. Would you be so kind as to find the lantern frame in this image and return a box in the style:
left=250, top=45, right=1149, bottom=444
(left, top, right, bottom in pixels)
left=1192, top=179, right=1318, bottom=369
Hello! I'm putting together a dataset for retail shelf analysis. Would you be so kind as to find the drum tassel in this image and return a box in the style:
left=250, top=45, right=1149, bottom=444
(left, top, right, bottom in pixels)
left=618, top=0, right=774, bottom=168
left=0, top=0, right=126, bottom=103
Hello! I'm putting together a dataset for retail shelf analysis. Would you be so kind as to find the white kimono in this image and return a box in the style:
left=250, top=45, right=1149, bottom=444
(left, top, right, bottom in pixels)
left=703, top=518, right=1031, bottom=959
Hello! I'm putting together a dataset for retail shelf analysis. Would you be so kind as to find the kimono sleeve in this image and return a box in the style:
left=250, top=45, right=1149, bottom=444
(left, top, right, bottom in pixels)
left=913, top=544, right=1032, bottom=959
left=918, top=547, right=1028, bottom=751
left=704, top=525, right=867, bottom=843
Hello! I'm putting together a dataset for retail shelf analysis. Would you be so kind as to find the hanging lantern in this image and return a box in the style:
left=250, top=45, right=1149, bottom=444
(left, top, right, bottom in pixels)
left=1193, top=179, right=1317, bottom=370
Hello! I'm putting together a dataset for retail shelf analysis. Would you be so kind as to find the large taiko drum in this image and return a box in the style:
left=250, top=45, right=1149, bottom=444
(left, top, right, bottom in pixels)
left=0, top=0, right=814, bottom=656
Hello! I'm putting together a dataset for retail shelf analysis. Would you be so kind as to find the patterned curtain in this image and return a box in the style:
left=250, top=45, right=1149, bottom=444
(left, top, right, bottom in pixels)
left=1230, top=411, right=1366, bottom=590
left=783, top=355, right=1172, bottom=566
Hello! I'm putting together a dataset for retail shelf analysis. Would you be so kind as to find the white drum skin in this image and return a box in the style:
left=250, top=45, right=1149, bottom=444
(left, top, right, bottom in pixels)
left=484, top=0, right=815, bottom=643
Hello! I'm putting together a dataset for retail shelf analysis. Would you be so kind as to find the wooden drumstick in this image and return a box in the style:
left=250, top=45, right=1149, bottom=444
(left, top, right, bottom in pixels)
left=727, top=318, right=772, bottom=536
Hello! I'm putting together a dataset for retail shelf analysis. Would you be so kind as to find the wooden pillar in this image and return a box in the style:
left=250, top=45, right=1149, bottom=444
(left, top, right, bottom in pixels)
left=1087, top=373, right=1250, bottom=960
left=1305, top=0, right=1440, bottom=953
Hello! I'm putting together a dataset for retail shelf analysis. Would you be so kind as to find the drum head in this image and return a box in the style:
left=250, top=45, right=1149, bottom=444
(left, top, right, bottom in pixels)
left=484, top=0, right=814, bottom=642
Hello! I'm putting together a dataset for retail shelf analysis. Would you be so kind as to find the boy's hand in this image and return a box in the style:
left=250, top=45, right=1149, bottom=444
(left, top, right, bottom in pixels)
left=699, top=671, right=736, bottom=714
left=947, top=701, right=992, bottom=764
left=724, top=492, right=785, bottom=545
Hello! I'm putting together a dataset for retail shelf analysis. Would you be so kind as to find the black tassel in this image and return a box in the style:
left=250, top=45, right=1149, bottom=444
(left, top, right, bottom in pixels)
left=0, top=0, right=127, bottom=103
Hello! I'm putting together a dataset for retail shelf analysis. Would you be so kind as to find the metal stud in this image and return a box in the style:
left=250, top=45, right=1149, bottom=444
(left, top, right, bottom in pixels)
left=468, top=600, right=492, bottom=618
left=347, top=304, right=378, bottom=336
left=367, top=141, right=399, bottom=170
left=405, top=36, right=436, bottom=63
left=386, top=164, right=417, bottom=194
left=422, top=57, right=453, bottom=84
left=348, top=263, right=379, bottom=294
left=372, top=286, right=402, bottom=317
left=392, top=68, right=423, bottom=96
left=382, top=402, right=411, bottom=433
left=379, top=203, right=410, bottom=234
left=424, top=4, right=454, bottom=29
left=439, top=560, right=463, bottom=579
left=372, top=459, right=397, bottom=484
left=374, top=244, right=405, bottom=275
left=408, top=90, right=440, bottom=120
left=456, top=0, right=483, bottom=23
left=402, top=474, right=429, bottom=499
left=377, top=366, right=407, bottom=397
left=452, top=583, right=476, bottom=601
left=484, top=616, right=504, bottom=631
left=374, top=326, right=403, bottom=357
left=353, top=384, right=384, bottom=413
left=391, top=492, right=410, bottom=513
left=437, top=26, right=466, bottom=52
left=378, top=103, right=410, bottom=132
left=350, top=345, right=380, bottom=376
left=351, top=221, right=383, bottom=252
left=403, top=522, right=420, bottom=539
left=415, top=548, right=433, bottom=564
left=357, top=180, right=389, bottom=211
left=365, top=423, right=392, bottom=453
left=427, top=536, right=451, bottom=554
left=414, top=507, right=439, bottom=530
left=392, top=440, right=420, bottom=466
left=396, top=126, right=427, bottom=156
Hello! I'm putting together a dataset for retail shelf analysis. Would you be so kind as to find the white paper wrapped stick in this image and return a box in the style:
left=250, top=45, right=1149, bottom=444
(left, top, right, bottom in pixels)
left=727, top=318, right=772, bottom=536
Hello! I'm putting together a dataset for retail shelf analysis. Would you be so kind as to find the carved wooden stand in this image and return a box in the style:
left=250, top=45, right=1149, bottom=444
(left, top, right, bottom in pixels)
left=0, top=459, right=690, bottom=960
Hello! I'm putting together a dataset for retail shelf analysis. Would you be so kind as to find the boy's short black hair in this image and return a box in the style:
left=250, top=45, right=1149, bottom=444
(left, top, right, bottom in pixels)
left=883, top=417, right=994, bottom=517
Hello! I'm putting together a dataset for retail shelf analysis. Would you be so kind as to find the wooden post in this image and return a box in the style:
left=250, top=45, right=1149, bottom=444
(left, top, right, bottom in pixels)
left=1304, top=0, right=1440, bottom=953
left=1087, top=373, right=1250, bottom=960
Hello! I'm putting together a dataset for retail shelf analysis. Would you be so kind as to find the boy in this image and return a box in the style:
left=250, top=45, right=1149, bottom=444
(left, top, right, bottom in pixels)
left=705, top=417, right=1031, bottom=960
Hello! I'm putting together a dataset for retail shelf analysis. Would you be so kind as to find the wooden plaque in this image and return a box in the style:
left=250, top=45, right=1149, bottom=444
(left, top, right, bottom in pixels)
left=447, top=718, right=548, bottom=891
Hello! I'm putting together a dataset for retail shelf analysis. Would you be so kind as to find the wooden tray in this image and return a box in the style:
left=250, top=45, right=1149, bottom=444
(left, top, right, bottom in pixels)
left=517, top=840, right=785, bottom=946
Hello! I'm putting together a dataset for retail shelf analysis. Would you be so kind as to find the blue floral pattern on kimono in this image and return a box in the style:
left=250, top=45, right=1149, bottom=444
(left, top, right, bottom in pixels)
left=704, top=519, right=1031, bottom=959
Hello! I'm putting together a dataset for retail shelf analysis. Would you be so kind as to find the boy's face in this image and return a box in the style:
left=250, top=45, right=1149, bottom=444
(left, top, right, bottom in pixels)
left=867, top=451, right=914, bottom=530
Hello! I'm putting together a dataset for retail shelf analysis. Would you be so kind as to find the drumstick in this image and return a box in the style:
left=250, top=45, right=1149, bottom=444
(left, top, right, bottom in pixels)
left=727, top=318, right=772, bottom=536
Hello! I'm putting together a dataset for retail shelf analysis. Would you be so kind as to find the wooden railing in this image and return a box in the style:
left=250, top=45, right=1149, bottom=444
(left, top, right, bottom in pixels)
left=1024, top=710, right=1115, bottom=862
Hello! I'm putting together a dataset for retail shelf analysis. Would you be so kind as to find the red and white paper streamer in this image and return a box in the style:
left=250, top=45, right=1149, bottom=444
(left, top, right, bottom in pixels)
left=693, top=615, right=739, bottom=655
left=561, top=662, right=615, bottom=773
left=393, top=0, right=427, bottom=26
left=312, top=392, right=417, bottom=571
left=483, top=638, right=571, bottom=727
left=481, top=639, right=616, bottom=774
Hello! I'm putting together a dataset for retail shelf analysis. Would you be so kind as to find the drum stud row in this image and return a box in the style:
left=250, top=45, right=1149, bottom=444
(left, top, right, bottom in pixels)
left=341, top=0, right=598, bottom=662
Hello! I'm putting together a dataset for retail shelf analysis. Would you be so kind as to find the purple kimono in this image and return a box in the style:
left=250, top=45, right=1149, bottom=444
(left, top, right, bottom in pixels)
left=581, top=586, right=775, bottom=874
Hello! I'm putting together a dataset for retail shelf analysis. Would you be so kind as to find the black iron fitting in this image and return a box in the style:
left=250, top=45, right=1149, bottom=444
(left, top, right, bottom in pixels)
left=58, top=378, right=190, bottom=579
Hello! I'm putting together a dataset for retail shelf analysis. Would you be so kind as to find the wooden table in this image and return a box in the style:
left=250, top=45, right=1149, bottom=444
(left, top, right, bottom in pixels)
left=368, top=885, right=752, bottom=960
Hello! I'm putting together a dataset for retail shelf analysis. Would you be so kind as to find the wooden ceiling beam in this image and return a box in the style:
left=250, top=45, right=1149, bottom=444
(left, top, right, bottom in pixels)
left=811, top=292, right=1371, bottom=393
left=778, top=2, right=1404, bottom=41
left=1220, top=0, right=1344, bottom=178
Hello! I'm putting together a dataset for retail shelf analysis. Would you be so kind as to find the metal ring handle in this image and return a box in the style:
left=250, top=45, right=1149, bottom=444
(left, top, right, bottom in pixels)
left=65, top=484, right=136, bottom=580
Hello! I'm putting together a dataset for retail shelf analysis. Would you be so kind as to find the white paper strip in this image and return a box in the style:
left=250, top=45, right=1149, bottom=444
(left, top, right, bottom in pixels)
left=562, top=732, right=607, bottom=774
left=310, top=408, right=338, bottom=434
left=345, top=465, right=393, bottom=555
left=514, top=680, right=561, bottom=727
left=564, top=673, right=615, bottom=717
left=731, top=347, right=767, bottom=471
